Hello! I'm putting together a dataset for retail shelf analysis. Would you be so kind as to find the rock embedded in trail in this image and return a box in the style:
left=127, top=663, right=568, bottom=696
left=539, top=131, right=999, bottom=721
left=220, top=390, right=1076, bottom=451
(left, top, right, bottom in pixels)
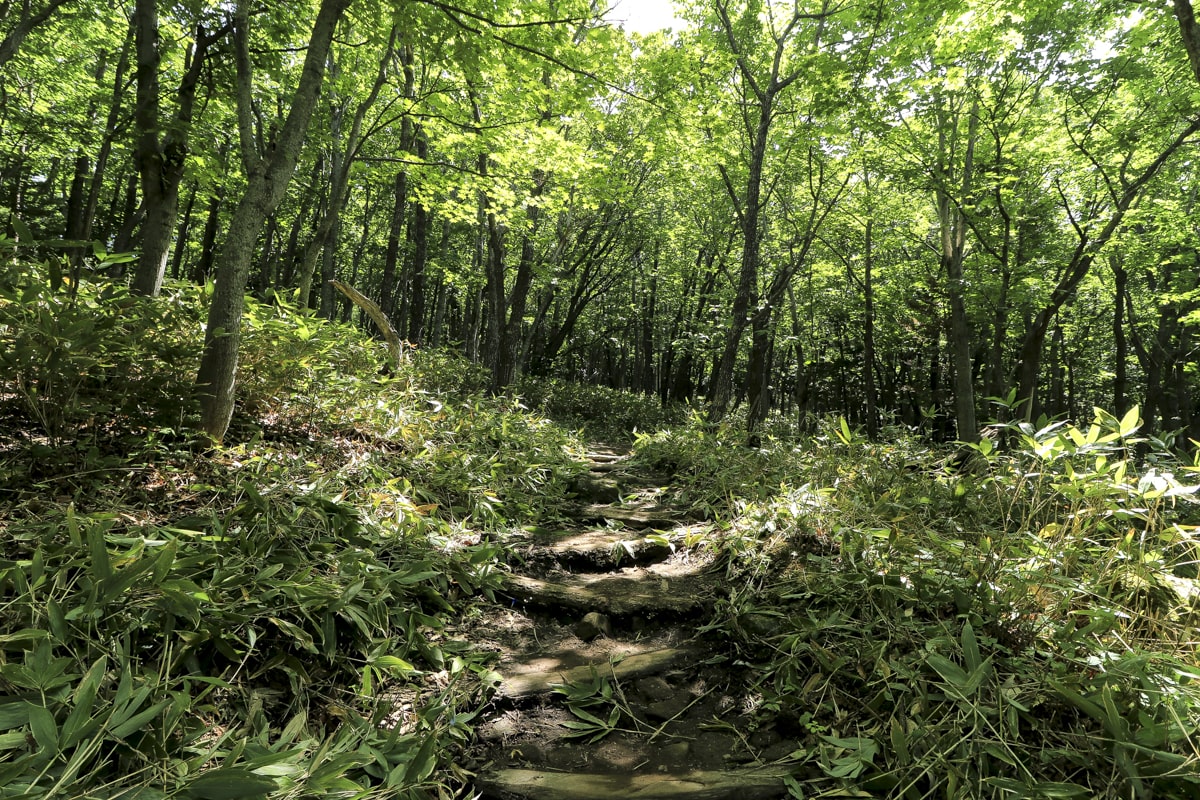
left=572, top=611, right=611, bottom=641
left=580, top=504, right=685, bottom=529
left=529, top=527, right=674, bottom=569
left=497, top=645, right=695, bottom=699
left=477, top=767, right=793, bottom=800
left=502, top=563, right=713, bottom=616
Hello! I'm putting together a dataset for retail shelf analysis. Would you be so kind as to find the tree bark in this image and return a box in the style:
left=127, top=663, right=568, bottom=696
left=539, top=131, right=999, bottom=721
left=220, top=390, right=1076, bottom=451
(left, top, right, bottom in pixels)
left=195, top=0, right=350, bottom=440
left=131, top=5, right=223, bottom=296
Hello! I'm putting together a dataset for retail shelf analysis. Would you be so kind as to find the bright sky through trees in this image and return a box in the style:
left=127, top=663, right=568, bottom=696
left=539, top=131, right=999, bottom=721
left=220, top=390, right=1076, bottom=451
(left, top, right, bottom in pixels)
left=605, top=0, right=684, bottom=34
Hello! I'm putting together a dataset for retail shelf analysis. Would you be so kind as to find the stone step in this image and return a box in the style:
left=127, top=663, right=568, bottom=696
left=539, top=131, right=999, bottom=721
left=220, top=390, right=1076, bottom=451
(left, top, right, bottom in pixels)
left=585, top=451, right=627, bottom=464
left=529, top=528, right=673, bottom=568
left=497, top=645, right=693, bottom=699
left=502, top=563, right=713, bottom=616
left=476, top=767, right=791, bottom=800
left=571, top=474, right=623, bottom=504
left=579, top=504, right=685, bottom=529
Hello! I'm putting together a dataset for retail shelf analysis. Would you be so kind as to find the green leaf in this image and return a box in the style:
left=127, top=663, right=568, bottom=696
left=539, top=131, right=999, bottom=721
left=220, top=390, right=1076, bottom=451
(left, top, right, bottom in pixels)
left=28, top=704, right=57, bottom=750
left=961, top=622, right=981, bottom=673
left=403, top=735, right=437, bottom=784
left=109, top=699, right=169, bottom=740
left=374, top=655, right=415, bottom=673
left=61, top=657, right=106, bottom=747
left=268, top=617, right=316, bottom=652
left=183, top=768, right=278, bottom=799
left=0, top=700, right=34, bottom=730
left=88, top=526, right=113, bottom=582
left=395, top=570, right=440, bottom=585
left=925, top=653, right=969, bottom=688
left=0, top=629, right=49, bottom=647
left=10, top=216, right=33, bottom=243
left=0, top=732, right=27, bottom=750
left=1118, top=405, right=1141, bottom=437
left=567, top=706, right=607, bottom=726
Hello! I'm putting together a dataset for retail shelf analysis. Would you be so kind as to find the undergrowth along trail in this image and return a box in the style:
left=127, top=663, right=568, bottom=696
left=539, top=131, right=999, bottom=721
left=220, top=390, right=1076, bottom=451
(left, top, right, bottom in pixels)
left=1, top=267, right=1199, bottom=798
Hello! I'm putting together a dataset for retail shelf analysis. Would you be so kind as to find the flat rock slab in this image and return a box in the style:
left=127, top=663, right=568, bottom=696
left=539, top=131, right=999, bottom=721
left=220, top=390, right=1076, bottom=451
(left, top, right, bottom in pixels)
left=477, top=767, right=792, bottom=800
left=583, top=450, right=628, bottom=462
left=587, top=461, right=626, bottom=474
left=498, top=646, right=692, bottom=698
left=504, top=569, right=708, bottom=615
left=532, top=529, right=671, bottom=566
left=581, top=505, right=683, bottom=529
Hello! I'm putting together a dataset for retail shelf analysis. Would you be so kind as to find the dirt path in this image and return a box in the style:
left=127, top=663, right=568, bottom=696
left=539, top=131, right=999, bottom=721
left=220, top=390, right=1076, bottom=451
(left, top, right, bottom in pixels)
left=465, top=447, right=796, bottom=800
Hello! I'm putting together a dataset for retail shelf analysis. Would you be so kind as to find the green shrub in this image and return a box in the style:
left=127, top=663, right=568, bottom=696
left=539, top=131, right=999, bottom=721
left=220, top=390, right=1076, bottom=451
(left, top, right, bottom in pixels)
left=697, top=409, right=1200, bottom=798
left=0, top=247, right=200, bottom=441
left=0, top=479, right=501, bottom=799
left=519, top=378, right=684, bottom=441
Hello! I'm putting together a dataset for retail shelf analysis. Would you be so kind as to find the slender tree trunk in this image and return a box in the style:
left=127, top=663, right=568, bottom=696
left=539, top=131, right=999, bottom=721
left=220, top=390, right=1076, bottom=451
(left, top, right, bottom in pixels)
left=406, top=135, right=430, bottom=341
left=82, top=39, right=132, bottom=247
left=1112, top=254, right=1128, bottom=413
left=192, top=186, right=222, bottom=283
left=862, top=218, right=878, bottom=439
left=195, top=0, right=349, bottom=440
left=710, top=96, right=771, bottom=421
left=938, top=99, right=980, bottom=443
left=132, top=6, right=222, bottom=296
left=381, top=169, right=408, bottom=322
left=379, top=41, right=415, bottom=322
left=170, top=185, right=196, bottom=280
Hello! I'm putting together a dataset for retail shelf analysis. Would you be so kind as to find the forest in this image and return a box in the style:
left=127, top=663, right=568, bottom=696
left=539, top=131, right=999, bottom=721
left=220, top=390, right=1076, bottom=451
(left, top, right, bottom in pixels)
left=4, top=0, right=1200, bottom=798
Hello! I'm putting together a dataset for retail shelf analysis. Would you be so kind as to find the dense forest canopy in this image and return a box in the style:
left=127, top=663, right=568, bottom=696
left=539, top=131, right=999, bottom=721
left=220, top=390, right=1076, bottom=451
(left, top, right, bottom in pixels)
left=4, top=0, right=1200, bottom=441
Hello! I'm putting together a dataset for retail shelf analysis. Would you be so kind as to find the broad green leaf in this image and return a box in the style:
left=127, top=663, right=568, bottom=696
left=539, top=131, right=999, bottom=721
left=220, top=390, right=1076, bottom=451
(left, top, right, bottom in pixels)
left=961, top=622, right=981, bottom=673
left=109, top=699, right=169, bottom=739
left=403, top=735, right=437, bottom=784
left=183, top=768, right=278, bottom=799
left=0, top=732, right=27, bottom=750
left=925, top=653, right=969, bottom=688
left=1118, top=405, right=1141, bottom=437
left=0, top=700, right=34, bottom=730
left=28, top=704, right=57, bottom=750
left=88, top=526, right=113, bottom=583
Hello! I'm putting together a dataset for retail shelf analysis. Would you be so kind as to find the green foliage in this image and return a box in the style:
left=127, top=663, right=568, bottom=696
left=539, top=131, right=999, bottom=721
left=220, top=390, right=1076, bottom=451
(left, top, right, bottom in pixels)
left=654, top=411, right=1200, bottom=798
left=0, top=274, right=589, bottom=798
left=237, top=296, right=387, bottom=418
left=0, top=491, right=500, bottom=798
left=518, top=378, right=684, bottom=442
left=0, top=246, right=199, bottom=440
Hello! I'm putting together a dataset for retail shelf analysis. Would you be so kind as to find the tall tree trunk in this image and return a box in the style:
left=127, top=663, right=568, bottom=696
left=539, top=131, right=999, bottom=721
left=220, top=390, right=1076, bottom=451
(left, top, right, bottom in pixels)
left=82, top=38, right=133, bottom=247
left=192, top=185, right=222, bottom=284
left=132, top=4, right=223, bottom=296
left=379, top=41, right=415, bottom=322
left=862, top=217, right=878, bottom=439
left=937, top=98, right=980, bottom=443
left=381, top=169, right=408, bottom=322
left=1112, top=254, right=1129, bottom=413
left=406, top=135, right=430, bottom=341
left=708, top=2, right=815, bottom=427
left=170, top=185, right=196, bottom=280
left=195, top=0, right=349, bottom=440
left=709, top=95, right=771, bottom=421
